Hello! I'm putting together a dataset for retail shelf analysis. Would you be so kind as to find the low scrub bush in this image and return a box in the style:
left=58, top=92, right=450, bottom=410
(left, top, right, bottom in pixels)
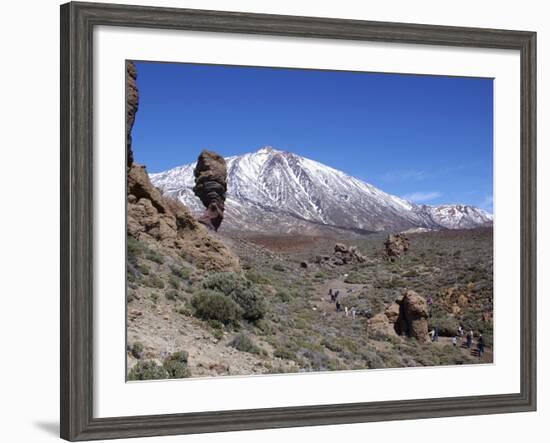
left=228, top=333, right=262, bottom=355
left=145, top=250, right=164, bottom=264
left=127, top=236, right=145, bottom=264
left=190, top=290, right=243, bottom=325
left=130, top=341, right=144, bottom=359
left=163, top=351, right=191, bottom=379
left=202, top=272, right=266, bottom=322
left=128, top=360, right=167, bottom=381
left=147, top=274, right=165, bottom=289
left=165, top=289, right=181, bottom=301
left=171, top=266, right=191, bottom=280
left=344, top=272, right=368, bottom=284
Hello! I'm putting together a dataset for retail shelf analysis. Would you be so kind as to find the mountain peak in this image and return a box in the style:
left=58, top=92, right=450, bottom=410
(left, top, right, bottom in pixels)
left=256, top=146, right=281, bottom=154
left=150, top=149, right=493, bottom=234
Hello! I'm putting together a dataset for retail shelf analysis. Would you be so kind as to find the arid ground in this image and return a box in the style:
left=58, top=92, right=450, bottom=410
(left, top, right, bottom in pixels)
left=126, top=227, right=493, bottom=380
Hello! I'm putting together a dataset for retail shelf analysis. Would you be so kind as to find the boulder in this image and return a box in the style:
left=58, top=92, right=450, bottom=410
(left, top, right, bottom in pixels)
left=400, top=290, right=429, bottom=341
left=384, top=233, right=410, bottom=260
left=193, top=150, right=228, bottom=231
left=369, top=290, right=429, bottom=341
left=316, top=243, right=367, bottom=266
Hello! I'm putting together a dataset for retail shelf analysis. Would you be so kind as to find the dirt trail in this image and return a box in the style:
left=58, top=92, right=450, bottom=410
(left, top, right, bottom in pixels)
left=310, top=275, right=493, bottom=363
left=310, top=276, right=365, bottom=317
left=433, top=336, right=493, bottom=363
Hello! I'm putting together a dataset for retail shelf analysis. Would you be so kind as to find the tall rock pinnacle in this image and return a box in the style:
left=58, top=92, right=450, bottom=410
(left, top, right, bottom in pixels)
left=192, top=150, right=228, bottom=231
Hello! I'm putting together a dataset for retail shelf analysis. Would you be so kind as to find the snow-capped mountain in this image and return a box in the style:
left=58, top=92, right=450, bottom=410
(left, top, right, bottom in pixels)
left=150, top=147, right=493, bottom=235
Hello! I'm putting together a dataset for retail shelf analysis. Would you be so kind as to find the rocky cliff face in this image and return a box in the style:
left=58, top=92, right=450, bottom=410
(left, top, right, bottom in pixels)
left=126, top=61, right=139, bottom=168
left=125, top=61, right=239, bottom=272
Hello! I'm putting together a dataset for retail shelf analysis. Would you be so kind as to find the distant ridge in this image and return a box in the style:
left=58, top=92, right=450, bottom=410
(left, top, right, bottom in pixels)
left=150, top=147, right=493, bottom=235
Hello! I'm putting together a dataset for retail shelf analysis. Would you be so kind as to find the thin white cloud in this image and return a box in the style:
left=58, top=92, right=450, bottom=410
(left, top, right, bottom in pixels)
left=402, top=191, right=442, bottom=202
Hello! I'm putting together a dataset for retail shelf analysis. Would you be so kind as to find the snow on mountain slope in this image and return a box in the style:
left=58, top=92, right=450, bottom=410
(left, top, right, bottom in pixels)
left=150, top=147, right=492, bottom=234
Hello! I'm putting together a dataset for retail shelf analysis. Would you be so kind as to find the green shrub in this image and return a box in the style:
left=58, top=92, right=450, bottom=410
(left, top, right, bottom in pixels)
left=128, top=360, right=167, bottom=381
left=165, top=289, right=181, bottom=301
left=321, top=337, right=343, bottom=353
left=361, top=349, right=386, bottom=369
left=344, top=272, right=367, bottom=284
left=138, top=263, right=150, bottom=275
left=177, top=304, right=192, bottom=316
left=402, top=269, right=418, bottom=278
left=127, top=236, right=145, bottom=263
left=163, top=351, right=191, bottom=379
left=202, top=272, right=247, bottom=296
left=274, top=346, right=295, bottom=360
left=202, top=272, right=266, bottom=322
left=190, top=290, right=243, bottom=325
left=168, top=275, right=180, bottom=289
left=130, top=341, right=144, bottom=359
left=300, top=348, right=330, bottom=371
left=146, top=250, right=164, bottom=264
left=171, top=266, right=191, bottom=279
left=228, top=333, right=262, bottom=354
left=276, top=290, right=293, bottom=303
left=232, top=287, right=266, bottom=322
left=272, top=263, right=286, bottom=272
left=147, top=274, right=165, bottom=289
left=203, top=317, right=220, bottom=327
left=245, top=269, right=271, bottom=284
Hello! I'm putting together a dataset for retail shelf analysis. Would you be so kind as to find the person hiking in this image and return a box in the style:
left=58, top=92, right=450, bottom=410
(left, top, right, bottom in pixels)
left=466, top=330, right=473, bottom=349
left=328, top=288, right=334, bottom=302
left=335, top=301, right=341, bottom=312
left=452, top=336, right=457, bottom=347
left=334, top=290, right=340, bottom=302
left=344, top=306, right=349, bottom=317
left=477, top=334, right=485, bottom=358
left=351, top=307, right=356, bottom=320
left=433, top=326, right=439, bottom=342
left=429, top=329, right=435, bottom=341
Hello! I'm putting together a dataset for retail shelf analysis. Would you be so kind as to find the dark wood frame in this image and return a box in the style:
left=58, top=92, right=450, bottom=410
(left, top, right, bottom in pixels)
left=60, top=1, right=537, bottom=441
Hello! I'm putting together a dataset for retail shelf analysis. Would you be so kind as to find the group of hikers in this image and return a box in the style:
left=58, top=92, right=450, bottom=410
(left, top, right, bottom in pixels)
left=429, top=324, right=486, bottom=358
left=328, top=288, right=371, bottom=320
left=328, top=289, right=486, bottom=358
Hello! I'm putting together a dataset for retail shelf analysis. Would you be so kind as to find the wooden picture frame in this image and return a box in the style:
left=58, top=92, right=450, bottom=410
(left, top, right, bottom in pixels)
left=60, top=1, right=536, bottom=440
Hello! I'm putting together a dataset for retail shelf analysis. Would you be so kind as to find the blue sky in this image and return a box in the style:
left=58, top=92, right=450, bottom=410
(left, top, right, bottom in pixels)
left=132, top=61, right=493, bottom=212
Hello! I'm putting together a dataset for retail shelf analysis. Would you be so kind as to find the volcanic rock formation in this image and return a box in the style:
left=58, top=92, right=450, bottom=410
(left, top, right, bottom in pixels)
left=384, top=233, right=410, bottom=261
left=193, top=150, right=228, bottom=232
left=314, top=243, right=367, bottom=267
left=126, top=61, right=139, bottom=168
left=399, top=290, right=429, bottom=341
left=369, top=290, right=429, bottom=341
left=125, top=62, right=238, bottom=271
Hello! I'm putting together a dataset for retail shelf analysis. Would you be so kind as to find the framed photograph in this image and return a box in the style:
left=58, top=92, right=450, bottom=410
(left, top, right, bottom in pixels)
left=60, top=1, right=536, bottom=441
